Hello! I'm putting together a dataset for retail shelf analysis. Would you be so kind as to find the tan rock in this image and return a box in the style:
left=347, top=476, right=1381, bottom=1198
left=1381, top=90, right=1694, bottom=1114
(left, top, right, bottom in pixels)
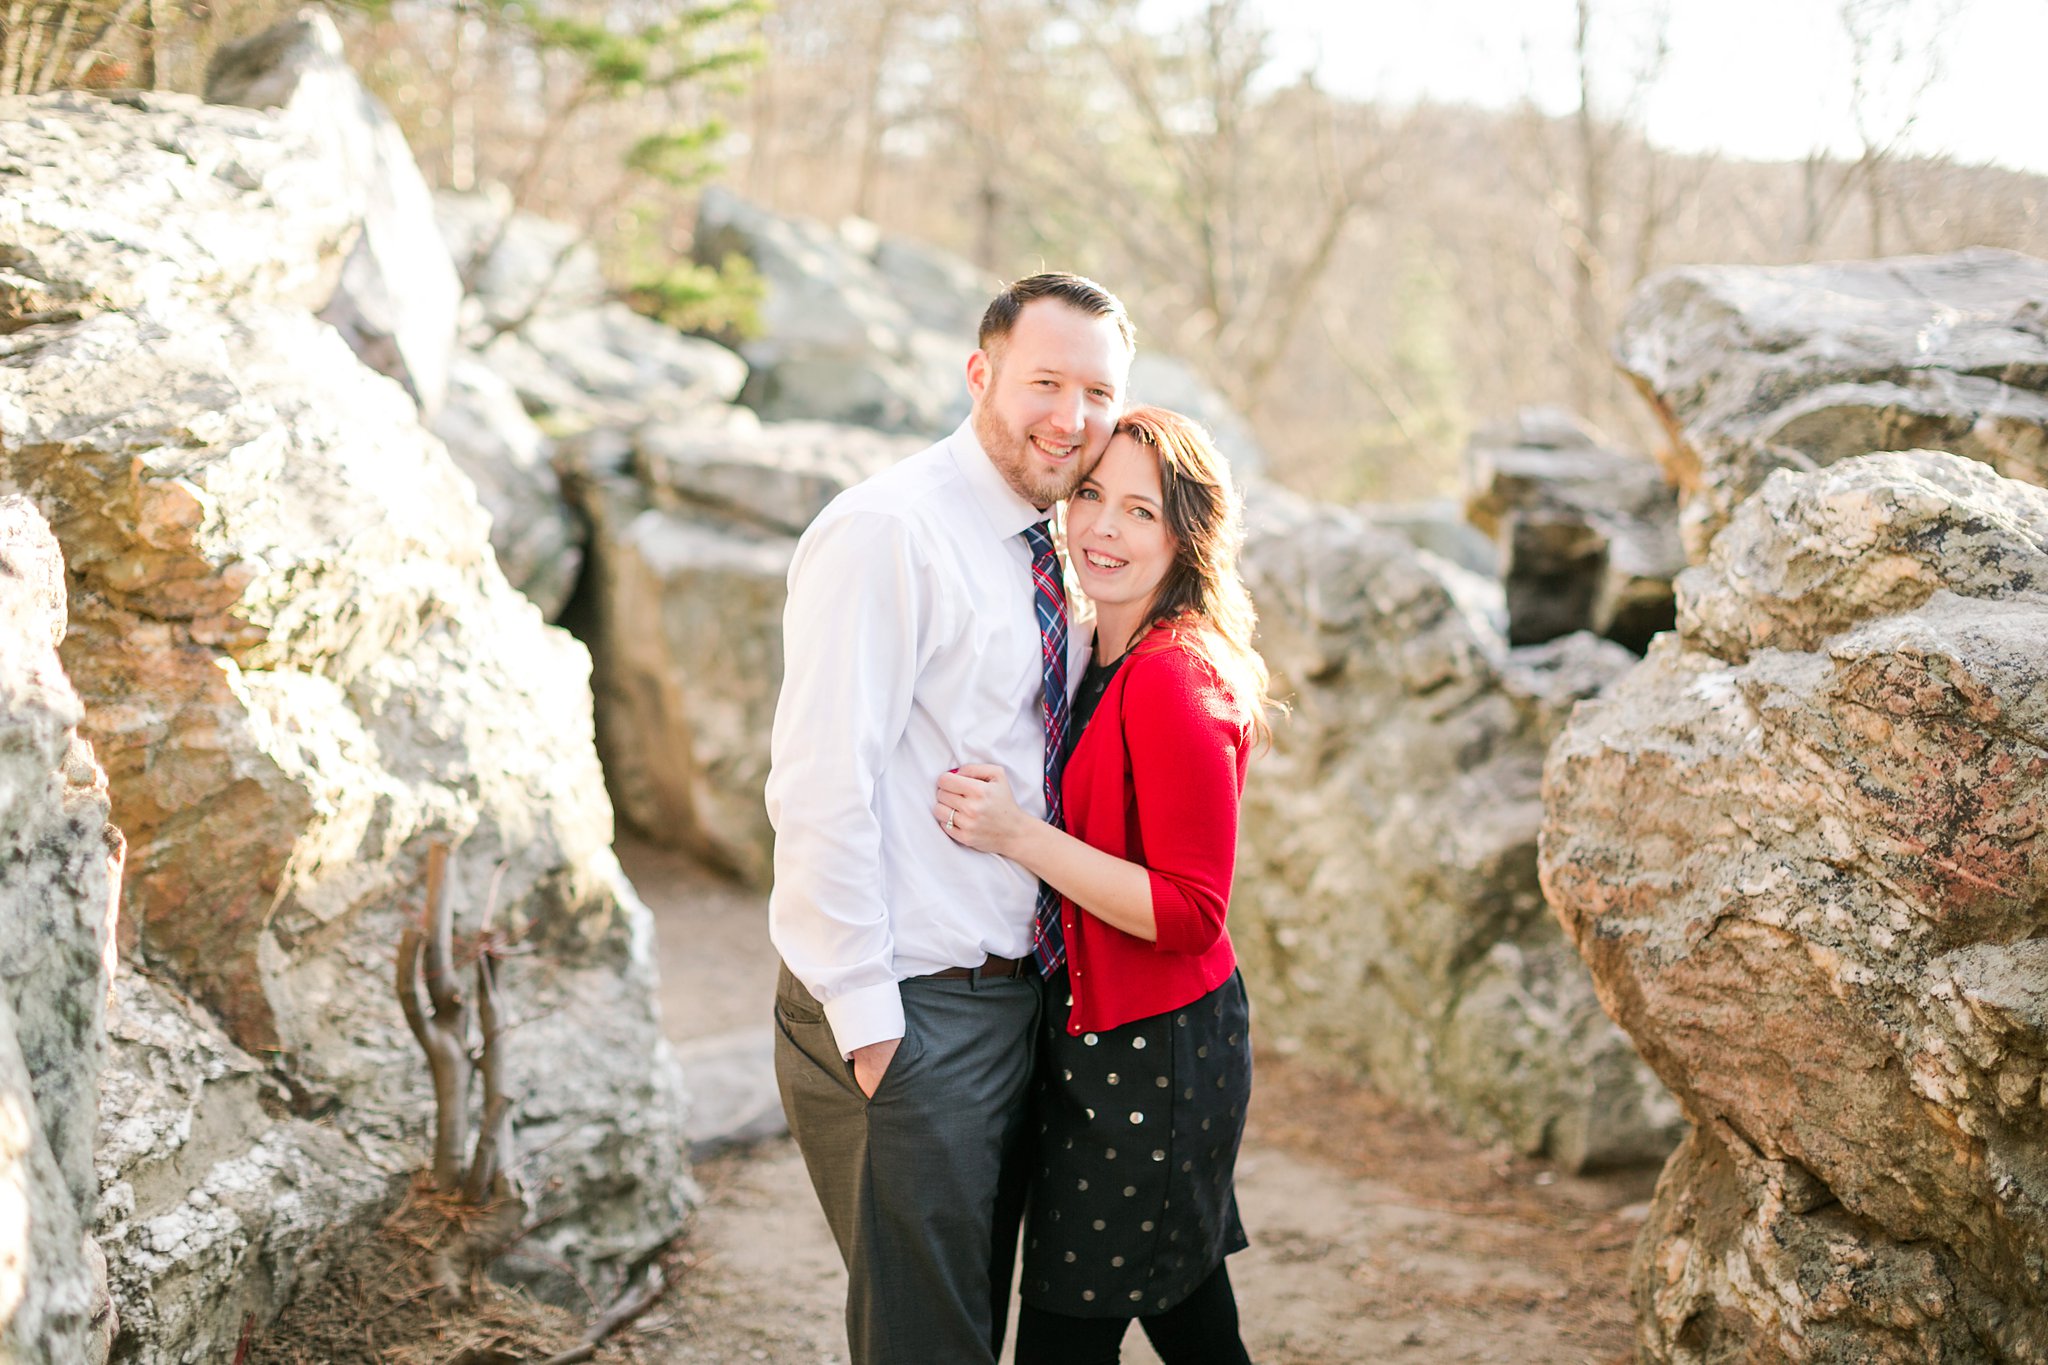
left=1541, top=450, right=2048, bottom=1359
left=1616, top=247, right=2048, bottom=558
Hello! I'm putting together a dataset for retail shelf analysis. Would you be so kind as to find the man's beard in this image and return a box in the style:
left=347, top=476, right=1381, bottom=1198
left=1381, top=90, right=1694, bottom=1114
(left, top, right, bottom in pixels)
left=976, top=405, right=1087, bottom=507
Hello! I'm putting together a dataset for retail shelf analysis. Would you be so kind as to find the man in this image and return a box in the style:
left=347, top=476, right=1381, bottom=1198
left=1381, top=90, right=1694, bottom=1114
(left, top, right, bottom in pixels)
left=767, top=273, right=1135, bottom=1364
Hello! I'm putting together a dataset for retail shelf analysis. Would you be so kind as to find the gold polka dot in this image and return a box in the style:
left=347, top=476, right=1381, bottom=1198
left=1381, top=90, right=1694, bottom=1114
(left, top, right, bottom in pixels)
left=1124, top=1185, right=1137, bottom=1196
left=1112, top=1255, right=1125, bottom=1267
left=1093, top=1219, right=1106, bottom=1231
left=1107, top=1073, right=1120, bottom=1085
left=1132, top=1037, right=1147, bottom=1050
left=1083, top=1033, right=1099, bottom=1046
left=1130, top=1111, right=1144, bottom=1124
left=1141, top=1220, right=1155, bottom=1231
left=1082, top=1290, right=1095, bottom=1301
left=1064, top=1251, right=1077, bottom=1263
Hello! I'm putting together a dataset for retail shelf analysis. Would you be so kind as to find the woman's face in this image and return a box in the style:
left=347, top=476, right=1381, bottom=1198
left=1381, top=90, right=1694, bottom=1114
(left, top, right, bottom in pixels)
left=1067, top=432, right=1176, bottom=617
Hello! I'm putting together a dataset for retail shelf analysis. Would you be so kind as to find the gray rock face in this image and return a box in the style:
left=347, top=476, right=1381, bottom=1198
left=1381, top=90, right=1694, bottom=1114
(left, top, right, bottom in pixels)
left=435, top=190, right=748, bottom=434
left=93, top=972, right=390, bottom=1361
left=433, top=355, right=581, bottom=619
left=0, top=496, right=119, bottom=1365
left=1541, top=450, right=2048, bottom=1359
left=1616, top=247, right=2048, bottom=558
left=0, top=90, right=356, bottom=329
left=0, top=91, right=693, bottom=1353
left=437, top=185, right=611, bottom=332
left=576, top=416, right=915, bottom=881
left=1463, top=406, right=1683, bottom=652
left=693, top=188, right=1266, bottom=471
left=1233, top=485, right=1679, bottom=1170
left=206, top=10, right=463, bottom=420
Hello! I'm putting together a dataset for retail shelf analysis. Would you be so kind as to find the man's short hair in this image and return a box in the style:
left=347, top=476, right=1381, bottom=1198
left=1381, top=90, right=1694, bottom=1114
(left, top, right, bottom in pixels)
left=978, top=273, right=1136, bottom=357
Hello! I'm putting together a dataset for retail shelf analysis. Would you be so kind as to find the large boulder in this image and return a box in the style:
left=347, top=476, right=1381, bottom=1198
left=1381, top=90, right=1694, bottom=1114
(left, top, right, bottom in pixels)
left=1232, top=485, right=1680, bottom=1171
left=431, top=354, right=581, bottom=619
left=572, top=413, right=915, bottom=881
left=1616, top=247, right=2048, bottom=559
left=1463, top=406, right=1683, bottom=652
left=0, top=496, right=120, bottom=1364
left=1541, top=450, right=2048, bottom=1359
left=0, top=90, right=355, bottom=329
left=206, top=9, right=463, bottom=420
left=0, top=91, right=693, bottom=1353
left=92, top=971, right=390, bottom=1361
left=436, top=189, right=748, bottom=435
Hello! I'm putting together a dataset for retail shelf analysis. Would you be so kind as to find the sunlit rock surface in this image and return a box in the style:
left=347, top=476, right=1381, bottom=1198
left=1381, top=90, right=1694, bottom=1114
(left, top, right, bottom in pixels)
left=1542, top=451, right=2048, bottom=1359
left=0, top=496, right=119, bottom=1364
left=206, top=9, right=463, bottom=420
left=1617, top=247, right=2048, bottom=559
left=1233, top=483, right=1680, bottom=1171
left=0, top=90, right=693, bottom=1356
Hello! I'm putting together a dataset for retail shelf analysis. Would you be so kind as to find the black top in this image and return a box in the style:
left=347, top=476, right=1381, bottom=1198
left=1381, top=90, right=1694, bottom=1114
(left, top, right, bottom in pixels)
left=1062, top=642, right=1129, bottom=770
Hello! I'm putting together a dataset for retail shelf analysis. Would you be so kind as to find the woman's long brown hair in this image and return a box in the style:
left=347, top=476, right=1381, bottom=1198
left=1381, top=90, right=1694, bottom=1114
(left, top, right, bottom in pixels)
left=1110, top=405, right=1277, bottom=747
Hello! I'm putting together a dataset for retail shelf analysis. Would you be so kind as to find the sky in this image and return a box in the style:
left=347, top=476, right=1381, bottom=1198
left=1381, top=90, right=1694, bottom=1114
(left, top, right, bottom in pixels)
left=1201, top=0, right=2045, bottom=174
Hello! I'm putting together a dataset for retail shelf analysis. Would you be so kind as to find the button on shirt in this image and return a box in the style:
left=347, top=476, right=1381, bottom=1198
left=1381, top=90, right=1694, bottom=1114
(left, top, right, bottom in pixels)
left=766, top=420, right=1089, bottom=1057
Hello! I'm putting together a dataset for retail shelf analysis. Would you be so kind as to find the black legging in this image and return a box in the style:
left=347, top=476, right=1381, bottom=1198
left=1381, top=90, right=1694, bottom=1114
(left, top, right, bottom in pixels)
left=1015, top=1261, right=1253, bottom=1365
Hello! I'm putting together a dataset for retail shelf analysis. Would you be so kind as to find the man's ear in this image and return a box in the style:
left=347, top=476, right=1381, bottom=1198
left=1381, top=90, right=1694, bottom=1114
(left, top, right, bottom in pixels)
left=966, top=347, right=992, bottom=403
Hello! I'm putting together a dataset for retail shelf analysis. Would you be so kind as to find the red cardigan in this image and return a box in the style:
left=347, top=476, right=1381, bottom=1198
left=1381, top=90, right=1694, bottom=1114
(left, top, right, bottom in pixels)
left=1059, top=624, right=1252, bottom=1034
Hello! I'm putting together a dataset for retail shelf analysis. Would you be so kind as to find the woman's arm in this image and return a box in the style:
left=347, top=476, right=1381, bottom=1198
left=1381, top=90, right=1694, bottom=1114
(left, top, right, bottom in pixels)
left=935, top=767, right=1159, bottom=940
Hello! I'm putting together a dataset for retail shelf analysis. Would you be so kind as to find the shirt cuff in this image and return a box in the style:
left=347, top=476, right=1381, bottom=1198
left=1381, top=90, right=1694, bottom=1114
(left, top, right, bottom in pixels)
left=823, top=980, right=906, bottom=1059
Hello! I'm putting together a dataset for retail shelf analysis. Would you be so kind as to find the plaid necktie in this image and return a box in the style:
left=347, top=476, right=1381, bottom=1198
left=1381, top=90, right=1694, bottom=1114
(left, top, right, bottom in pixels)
left=1022, top=520, right=1071, bottom=975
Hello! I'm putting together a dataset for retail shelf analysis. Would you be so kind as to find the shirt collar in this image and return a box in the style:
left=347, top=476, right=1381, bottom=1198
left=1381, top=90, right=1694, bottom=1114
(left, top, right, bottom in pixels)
left=946, top=419, right=1051, bottom=540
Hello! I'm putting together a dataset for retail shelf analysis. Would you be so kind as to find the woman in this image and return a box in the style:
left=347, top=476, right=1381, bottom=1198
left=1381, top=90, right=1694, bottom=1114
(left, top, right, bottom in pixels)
left=935, top=405, right=1274, bottom=1365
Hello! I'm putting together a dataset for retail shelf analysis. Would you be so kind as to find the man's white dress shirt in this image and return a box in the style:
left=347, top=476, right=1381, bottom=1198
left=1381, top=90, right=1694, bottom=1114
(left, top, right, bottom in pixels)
left=767, top=421, right=1088, bottom=1057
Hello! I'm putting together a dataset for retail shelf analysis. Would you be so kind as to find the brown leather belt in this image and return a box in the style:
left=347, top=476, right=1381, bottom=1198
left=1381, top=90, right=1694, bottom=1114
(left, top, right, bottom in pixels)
left=921, top=954, right=1028, bottom=981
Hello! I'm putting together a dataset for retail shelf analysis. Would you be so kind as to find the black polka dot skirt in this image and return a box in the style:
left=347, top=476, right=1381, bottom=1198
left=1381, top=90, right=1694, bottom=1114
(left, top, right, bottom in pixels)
left=1021, top=968, right=1252, bottom=1318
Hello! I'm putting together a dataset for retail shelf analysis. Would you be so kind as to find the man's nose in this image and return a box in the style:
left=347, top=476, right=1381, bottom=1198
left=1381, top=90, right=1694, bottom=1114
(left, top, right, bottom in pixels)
left=1045, top=391, right=1084, bottom=433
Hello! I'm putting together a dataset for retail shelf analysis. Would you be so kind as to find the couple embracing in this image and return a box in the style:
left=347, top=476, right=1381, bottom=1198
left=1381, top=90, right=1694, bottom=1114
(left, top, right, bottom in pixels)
left=768, top=273, right=1272, bottom=1365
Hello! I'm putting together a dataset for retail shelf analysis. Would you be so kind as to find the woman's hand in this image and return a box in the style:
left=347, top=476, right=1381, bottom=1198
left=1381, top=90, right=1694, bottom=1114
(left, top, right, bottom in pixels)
left=935, top=764, right=1034, bottom=856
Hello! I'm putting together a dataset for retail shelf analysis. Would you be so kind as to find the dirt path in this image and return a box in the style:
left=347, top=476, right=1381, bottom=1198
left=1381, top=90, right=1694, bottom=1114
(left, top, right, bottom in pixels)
left=623, top=838, right=1653, bottom=1365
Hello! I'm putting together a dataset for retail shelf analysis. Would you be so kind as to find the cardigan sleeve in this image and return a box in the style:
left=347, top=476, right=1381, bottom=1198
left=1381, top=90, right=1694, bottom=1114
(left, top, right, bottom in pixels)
left=1123, top=644, right=1248, bottom=956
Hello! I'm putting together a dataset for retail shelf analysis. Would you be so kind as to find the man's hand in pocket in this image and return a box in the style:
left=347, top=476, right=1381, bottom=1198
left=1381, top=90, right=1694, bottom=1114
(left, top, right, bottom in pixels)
left=850, top=1037, right=901, bottom=1098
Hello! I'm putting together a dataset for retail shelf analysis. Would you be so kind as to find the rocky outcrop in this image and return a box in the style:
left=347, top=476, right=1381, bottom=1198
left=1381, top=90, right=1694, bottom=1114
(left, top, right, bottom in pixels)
left=0, top=496, right=120, bottom=1364
left=1463, top=406, right=1683, bottom=652
left=573, top=413, right=916, bottom=881
left=1, top=88, right=693, bottom=1354
left=693, top=187, right=1266, bottom=471
left=438, top=188, right=749, bottom=436
left=1616, top=247, right=2048, bottom=558
left=432, top=355, right=581, bottom=620
left=1541, top=450, right=2048, bottom=1359
left=0, top=90, right=355, bottom=330
left=206, top=9, right=462, bottom=420
left=1232, top=485, right=1680, bottom=1171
